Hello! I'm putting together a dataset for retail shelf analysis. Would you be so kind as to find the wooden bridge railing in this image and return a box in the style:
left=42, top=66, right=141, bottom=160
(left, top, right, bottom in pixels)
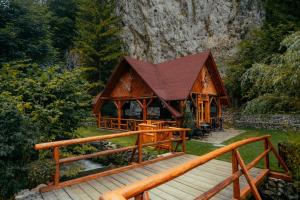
left=34, top=128, right=189, bottom=192
left=100, top=135, right=292, bottom=200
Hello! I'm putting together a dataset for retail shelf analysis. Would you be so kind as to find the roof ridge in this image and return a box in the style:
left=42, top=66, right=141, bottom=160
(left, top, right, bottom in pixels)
left=155, top=50, right=211, bottom=66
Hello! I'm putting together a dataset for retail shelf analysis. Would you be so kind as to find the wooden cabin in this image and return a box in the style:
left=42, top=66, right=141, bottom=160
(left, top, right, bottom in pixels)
left=93, top=51, right=228, bottom=130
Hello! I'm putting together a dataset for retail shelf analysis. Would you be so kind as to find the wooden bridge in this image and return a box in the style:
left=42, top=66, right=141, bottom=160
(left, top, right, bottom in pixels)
left=35, top=128, right=292, bottom=200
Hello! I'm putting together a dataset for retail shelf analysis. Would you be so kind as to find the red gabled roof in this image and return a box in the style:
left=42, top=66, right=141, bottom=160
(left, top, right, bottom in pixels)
left=93, top=51, right=228, bottom=114
left=125, top=51, right=227, bottom=101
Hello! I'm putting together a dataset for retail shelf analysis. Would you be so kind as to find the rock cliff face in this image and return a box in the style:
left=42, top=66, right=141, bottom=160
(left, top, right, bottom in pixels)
left=117, top=0, right=264, bottom=66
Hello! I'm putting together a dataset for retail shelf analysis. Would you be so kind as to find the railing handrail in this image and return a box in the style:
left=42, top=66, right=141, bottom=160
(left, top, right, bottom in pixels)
left=35, top=127, right=190, bottom=192
left=99, top=116, right=176, bottom=123
left=35, top=128, right=190, bottom=150
left=100, top=135, right=279, bottom=200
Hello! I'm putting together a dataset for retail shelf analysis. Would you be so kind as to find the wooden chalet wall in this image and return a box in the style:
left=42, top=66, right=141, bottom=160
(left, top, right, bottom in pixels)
left=191, top=64, right=222, bottom=126
left=110, top=68, right=154, bottom=98
left=191, top=64, right=218, bottom=95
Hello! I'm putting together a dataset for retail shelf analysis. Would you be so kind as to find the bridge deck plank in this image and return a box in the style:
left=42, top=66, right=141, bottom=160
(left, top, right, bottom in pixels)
left=39, top=154, right=263, bottom=200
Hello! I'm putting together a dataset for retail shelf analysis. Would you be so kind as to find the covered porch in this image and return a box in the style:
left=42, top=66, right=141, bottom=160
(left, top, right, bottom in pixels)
left=95, top=96, right=181, bottom=131
left=95, top=94, right=226, bottom=131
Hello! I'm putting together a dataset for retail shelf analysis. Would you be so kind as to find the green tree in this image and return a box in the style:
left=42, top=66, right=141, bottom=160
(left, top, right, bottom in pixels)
left=0, top=61, right=91, bottom=141
left=0, top=93, right=37, bottom=198
left=241, top=31, right=300, bottom=114
left=224, top=0, right=300, bottom=106
left=47, top=0, right=79, bottom=59
left=0, top=0, right=57, bottom=64
left=0, top=61, right=91, bottom=198
left=74, top=0, right=123, bottom=94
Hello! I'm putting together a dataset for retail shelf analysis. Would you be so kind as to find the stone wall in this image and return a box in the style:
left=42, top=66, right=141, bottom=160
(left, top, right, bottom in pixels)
left=223, top=110, right=300, bottom=131
left=259, top=177, right=299, bottom=200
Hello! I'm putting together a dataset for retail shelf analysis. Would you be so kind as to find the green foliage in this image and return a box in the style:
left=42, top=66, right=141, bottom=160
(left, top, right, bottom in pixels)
left=0, top=0, right=57, bottom=64
left=242, top=32, right=300, bottom=114
left=242, top=95, right=300, bottom=114
left=182, top=101, right=196, bottom=137
left=0, top=60, right=91, bottom=198
left=224, top=0, right=300, bottom=108
left=182, top=101, right=195, bottom=128
left=0, top=61, right=91, bottom=141
left=74, top=0, right=123, bottom=94
left=71, top=144, right=98, bottom=155
left=27, top=159, right=55, bottom=188
left=0, top=94, right=37, bottom=198
left=279, top=142, right=300, bottom=184
left=47, top=0, right=79, bottom=59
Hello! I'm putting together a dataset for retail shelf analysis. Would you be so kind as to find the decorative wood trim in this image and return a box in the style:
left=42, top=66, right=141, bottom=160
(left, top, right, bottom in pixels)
left=146, top=98, right=153, bottom=107
left=136, top=99, right=143, bottom=108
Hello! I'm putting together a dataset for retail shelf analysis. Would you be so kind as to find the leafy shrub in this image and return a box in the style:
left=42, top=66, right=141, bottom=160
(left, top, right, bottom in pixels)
left=182, top=101, right=196, bottom=137
left=243, top=95, right=300, bottom=114
left=0, top=94, right=37, bottom=199
left=27, top=159, right=55, bottom=188
left=71, top=144, right=98, bottom=155
left=240, top=31, right=300, bottom=114
left=278, top=141, right=300, bottom=190
left=0, top=61, right=91, bottom=141
left=0, top=61, right=91, bottom=198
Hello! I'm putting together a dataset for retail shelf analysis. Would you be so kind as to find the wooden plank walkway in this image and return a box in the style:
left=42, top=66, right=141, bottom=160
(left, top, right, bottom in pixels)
left=40, top=154, right=262, bottom=200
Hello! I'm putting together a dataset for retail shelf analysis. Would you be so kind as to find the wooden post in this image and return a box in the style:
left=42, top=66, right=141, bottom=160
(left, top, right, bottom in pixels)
left=218, top=97, right=222, bottom=119
left=205, top=100, right=210, bottom=123
left=97, top=112, right=101, bottom=128
left=179, top=100, right=185, bottom=114
left=138, top=132, right=143, bottom=163
left=235, top=150, right=262, bottom=200
left=181, top=131, right=186, bottom=153
left=267, top=139, right=290, bottom=174
left=142, top=99, right=147, bottom=123
left=178, top=101, right=185, bottom=127
left=264, top=139, right=270, bottom=169
left=117, top=100, right=122, bottom=129
left=53, top=147, right=60, bottom=185
left=135, top=191, right=150, bottom=200
left=232, top=150, right=240, bottom=199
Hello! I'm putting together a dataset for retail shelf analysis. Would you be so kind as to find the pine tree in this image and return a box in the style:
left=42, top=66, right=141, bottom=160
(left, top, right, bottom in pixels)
left=0, top=0, right=57, bottom=64
left=75, top=0, right=123, bottom=94
left=47, top=0, right=79, bottom=59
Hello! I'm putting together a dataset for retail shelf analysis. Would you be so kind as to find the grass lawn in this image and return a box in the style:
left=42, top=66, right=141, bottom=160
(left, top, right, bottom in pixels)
left=76, top=126, right=300, bottom=171
left=76, top=126, right=136, bottom=146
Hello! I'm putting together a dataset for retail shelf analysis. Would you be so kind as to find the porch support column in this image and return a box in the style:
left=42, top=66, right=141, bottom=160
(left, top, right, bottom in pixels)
left=96, top=102, right=103, bottom=128
left=218, top=97, right=222, bottom=119
left=142, top=99, right=147, bottom=123
left=116, top=100, right=123, bottom=129
left=97, top=111, right=101, bottom=128
left=178, top=100, right=186, bottom=127
left=205, top=100, right=210, bottom=123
